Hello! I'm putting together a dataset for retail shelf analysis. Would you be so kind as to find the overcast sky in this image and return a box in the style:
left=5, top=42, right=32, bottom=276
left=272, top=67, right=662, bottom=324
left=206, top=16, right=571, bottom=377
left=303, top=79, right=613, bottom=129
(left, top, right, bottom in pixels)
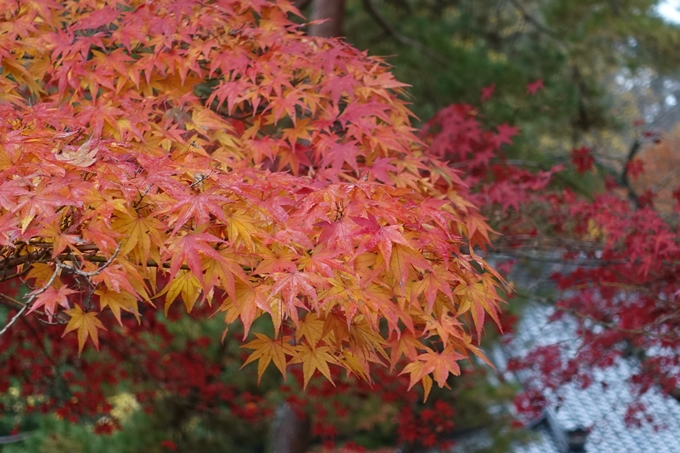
left=659, top=0, right=680, bottom=23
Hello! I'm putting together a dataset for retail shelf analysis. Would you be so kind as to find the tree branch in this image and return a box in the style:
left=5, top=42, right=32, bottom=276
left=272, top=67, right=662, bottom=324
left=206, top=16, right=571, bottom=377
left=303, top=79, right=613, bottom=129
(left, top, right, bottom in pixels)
left=620, top=138, right=642, bottom=208
left=56, top=243, right=121, bottom=277
left=507, top=0, right=564, bottom=44
left=0, top=265, right=60, bottom=336
left=361, top=0, right=451, bottom=67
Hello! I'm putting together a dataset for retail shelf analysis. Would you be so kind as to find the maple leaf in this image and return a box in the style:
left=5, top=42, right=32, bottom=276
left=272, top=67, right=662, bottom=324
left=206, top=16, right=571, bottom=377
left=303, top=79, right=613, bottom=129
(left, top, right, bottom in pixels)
left=240, top=333, right=296, bottom=383
left=526, top=79, right=545, bottom=95
left=387, top=331, right=422, bottom=371
left=202, top=250, right=249, bottom=303
left=270, top=270, right=326, bottom=313
left=28, top=286, right=76, bottom=321
left=493, top=123, right=519, bottom=147
left=290, top=343, right=338, bottom=390
left=321, top=141, right=361, bottom=174
left=166, top=231, right=224, bottom=288
left=412, top=267, right=456, bottom=311
left=0, top=179, right=29, bottom=211
left=627, top=158, right=645, bottom=180
left=352, top=213, right=410, bottom=265
left=111, top=213, right=165, bottom=265
left=481, top=83, right=495, bottom=102
left=13, top=186, right=75, bottom=233
left=390, top=244, right=432, bottom=289
left=368, top=157, right=398, bottom=183
left=53, top=134, right=99, bottom=167
left=162, top=270, right=202, bottom=314
left=39, top=221, right=84, bottom=258
left=571, top=146, right=595, bottom=174
left=219, top=283, right=272, bottom=338
left=455, top=277, right=502, bottom=339
left=62, top=306, right=107, bottom=354
left=423, top=312, right=462, bottom=348
left=96, top=289, right=140, bottom=325
left=71, top=6, right=119, bottom=31
left=161, top=189, right=231, bottom=234
left=400, top=346, right=465, bottom=393
left=296, top=312, right=326, bottom=346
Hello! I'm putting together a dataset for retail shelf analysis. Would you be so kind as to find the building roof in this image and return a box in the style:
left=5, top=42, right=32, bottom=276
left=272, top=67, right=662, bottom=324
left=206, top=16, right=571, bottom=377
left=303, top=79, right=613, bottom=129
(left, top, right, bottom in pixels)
left=492, top=304, right=680, bottom=453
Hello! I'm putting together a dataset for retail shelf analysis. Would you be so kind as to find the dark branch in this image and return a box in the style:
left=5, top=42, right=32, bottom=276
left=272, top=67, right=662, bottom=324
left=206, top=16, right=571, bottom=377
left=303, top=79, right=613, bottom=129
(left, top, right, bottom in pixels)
left=361, top=0, right=451, bottom=67
left=620, top=138, right=642, bottom=208
left=507, top=0, right=564, bottom=44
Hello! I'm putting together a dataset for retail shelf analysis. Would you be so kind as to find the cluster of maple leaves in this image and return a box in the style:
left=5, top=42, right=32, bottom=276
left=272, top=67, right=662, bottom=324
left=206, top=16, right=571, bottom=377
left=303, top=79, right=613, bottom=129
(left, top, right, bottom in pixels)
left=0, top=0, right=505, bottom=407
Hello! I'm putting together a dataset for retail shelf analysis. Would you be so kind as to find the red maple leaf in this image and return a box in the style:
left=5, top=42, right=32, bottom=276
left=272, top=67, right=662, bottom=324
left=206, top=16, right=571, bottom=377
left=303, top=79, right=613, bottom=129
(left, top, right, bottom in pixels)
left=481, top=83, right=495, bottom=102
left=626, top=158, right=645, bottom=180
left=570, top=146, right=595, bottom=174
left=526, top=79, right=545, bottom=95
left=493, top=123, right=519, bottom=147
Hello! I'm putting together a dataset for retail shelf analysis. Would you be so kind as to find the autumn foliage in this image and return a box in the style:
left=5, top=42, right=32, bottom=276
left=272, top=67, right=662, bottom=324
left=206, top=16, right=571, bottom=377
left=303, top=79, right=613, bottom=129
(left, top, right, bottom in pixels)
left=422, top=97, right=680, bottom=427
left=5, top=0, right=678, bottom=449
left=0, top=0, right=506, bottom=404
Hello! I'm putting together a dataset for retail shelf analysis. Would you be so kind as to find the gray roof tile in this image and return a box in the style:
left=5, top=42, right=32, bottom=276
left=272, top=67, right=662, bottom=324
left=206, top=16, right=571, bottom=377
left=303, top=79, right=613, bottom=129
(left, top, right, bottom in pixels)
left=497, top=305, right=680, bottom=453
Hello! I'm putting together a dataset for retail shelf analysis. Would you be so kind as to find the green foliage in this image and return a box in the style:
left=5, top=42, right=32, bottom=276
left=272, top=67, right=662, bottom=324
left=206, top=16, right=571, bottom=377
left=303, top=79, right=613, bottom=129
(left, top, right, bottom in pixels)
left=344, top=0, right=680, bottom=153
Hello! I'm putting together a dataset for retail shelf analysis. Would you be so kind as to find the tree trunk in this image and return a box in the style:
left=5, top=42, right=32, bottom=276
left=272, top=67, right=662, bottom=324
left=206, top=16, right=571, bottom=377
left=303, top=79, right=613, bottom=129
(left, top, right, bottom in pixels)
left=308, top=0, right=345, bottom=38
left=269, top=402, right=311, bottom=453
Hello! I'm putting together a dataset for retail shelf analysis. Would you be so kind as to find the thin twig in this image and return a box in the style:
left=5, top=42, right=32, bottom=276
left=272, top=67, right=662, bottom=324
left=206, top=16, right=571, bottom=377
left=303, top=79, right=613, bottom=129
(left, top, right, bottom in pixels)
left=0, top=304, right=27, bottom=336
left=507, top=0, right=565, bottom=45
left=56, top=243, right=121, bottom=277
left=0, top=265, right=60, bottom=336
left=619, top=138, right=642, bottom=207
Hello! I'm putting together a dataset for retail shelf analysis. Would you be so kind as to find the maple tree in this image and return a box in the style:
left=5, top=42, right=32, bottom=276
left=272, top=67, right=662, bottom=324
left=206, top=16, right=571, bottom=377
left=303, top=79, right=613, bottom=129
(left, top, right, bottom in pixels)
left=0, top=0, right=506, bottom=430
left=3, top=0, right=679, bottom=451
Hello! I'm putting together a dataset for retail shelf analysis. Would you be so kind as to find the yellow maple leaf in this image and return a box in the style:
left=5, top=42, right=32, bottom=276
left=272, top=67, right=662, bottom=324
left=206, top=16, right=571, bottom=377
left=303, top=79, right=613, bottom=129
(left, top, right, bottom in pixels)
left=240, top=333, right=296, bottom=383
left=25, top=263, right=62, bottom=289
left=296, top=312, right=325, bottom=346
left=290, top=343, right=338, bottom=389
left=96, top=289, right=140, bottom=325
left=162, top=270, right=202, bottom=314
left=62, top=306, right=106, bottom=354
left=111, top=212, right=165, bottom=265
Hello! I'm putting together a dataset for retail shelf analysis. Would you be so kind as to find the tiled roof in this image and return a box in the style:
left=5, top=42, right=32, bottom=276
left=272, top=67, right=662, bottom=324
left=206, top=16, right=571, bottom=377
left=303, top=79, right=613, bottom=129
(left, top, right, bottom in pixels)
left=494, top=305, right=680, bottom=453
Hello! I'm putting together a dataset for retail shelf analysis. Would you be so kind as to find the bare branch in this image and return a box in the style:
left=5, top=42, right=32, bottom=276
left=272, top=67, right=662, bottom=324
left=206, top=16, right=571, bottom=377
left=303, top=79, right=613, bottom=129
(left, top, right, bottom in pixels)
left=619, top=138, right=642, bottom=207
left=0, top=304, right=27, bottom=336
left=507, top=0, right=565, bottom=45
left=0, top=264, right=61, bottom=336
left=56, top=243, right=121, bottom=277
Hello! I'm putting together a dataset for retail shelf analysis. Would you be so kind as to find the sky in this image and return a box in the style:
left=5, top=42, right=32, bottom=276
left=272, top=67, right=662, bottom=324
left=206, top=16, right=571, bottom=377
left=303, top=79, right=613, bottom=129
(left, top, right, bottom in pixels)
left=659, top=0, right=680, bottom=23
